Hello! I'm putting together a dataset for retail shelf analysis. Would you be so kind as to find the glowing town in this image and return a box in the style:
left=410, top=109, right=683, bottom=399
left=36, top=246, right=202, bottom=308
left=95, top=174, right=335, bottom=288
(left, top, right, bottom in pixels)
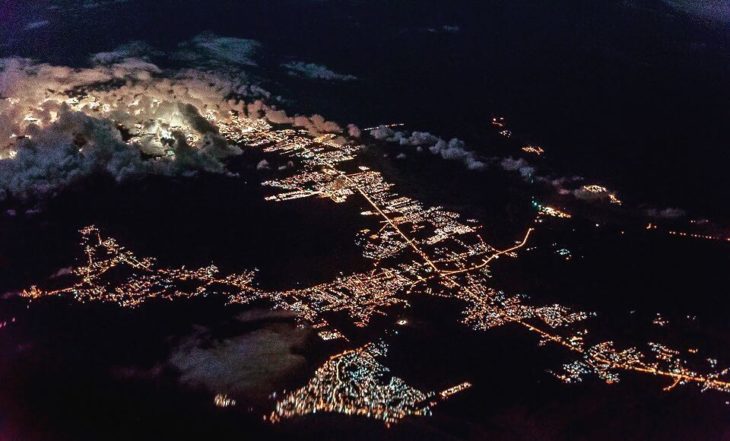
left=19, top=82, right=730, bottom=426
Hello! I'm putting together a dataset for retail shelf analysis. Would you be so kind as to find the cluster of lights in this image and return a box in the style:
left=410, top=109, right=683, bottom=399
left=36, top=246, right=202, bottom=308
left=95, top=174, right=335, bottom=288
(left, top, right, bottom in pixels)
left=555, top=248, right=572, bottom=261
left=21, top=226, right=258, bottom=308
left=268, top=342, right=467, bottom=426
left=364, top=123, right=406, bottom=131
left=214, top=394, right=237, bottom=408
left=0, top=316, right=16, bottom=330
left=19, top=87, right=730, bottom=426
left=499, top=129, right=512, bottom=138
left=460, top=287, right=593, bottom=333
left=4, top=77, right=264, bottom=161
left=647, top=224, right=730, bottom=243
left=318, top=330, right=348, bottom=341
left=652, top=313, right=669, bottom=327
left=233, top=267, right=415, bottom=329
left=21, top=226, right=417, bottom=343
left=580, top=185, right=623, bottom=205
left=491, top=117, right=506, bottom=128
left=668, top=230, right=730, bottom=242
left=439, top=382, right=472, bottom=399
left=490, top=117, right=511, bottom=137
left=532, top=200, right=572, bottom=219
left=521, top=146, right=544, bottom=156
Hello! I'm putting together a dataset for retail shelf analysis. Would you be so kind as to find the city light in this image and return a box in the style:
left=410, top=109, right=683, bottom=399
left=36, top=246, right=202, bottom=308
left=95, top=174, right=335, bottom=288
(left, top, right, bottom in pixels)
left=521, top=146, right=544, bottom=156
left=268, top=342, right=468, bottom=426
left=214, top=394, right=237, bottom=408
left=20, top=101, right=730, bottom=426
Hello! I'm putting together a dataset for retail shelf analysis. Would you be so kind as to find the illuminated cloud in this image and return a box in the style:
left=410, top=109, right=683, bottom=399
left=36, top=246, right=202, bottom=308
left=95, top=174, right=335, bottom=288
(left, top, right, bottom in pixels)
left=282, top=62, right=357, bottom=81
left=0, top=31, right=362, bottom=203
left=23, top=20, right=50, bottom=31
left=500, top=157, right=535, bottom=178
left=293, top=114, right=342, bottom=136
left=429, top=138, right=486, bottom=170
left=47, top=0, right=130, bottom=13
left=90, top=41, right=160, bottom=65
left=259, top=106, right=343, bottom=136
left=81, top=0, right=130, bottom=8
left=370, top=127, right=485, bottom=170
left=0, top=110, right=139, bottom=200
left=0, top=108, right=233, bottom=201
left=646, top=207, right=686, bottom=219
left=176, top=33, right=262, bottom=67
left=347, top=124, right=362, bottom=138
left=662, top=0, right=730, bottom=22
left=263, top=107, right=292, bottom=125
left=0, top=55, right=251, bottom=201
left=169, top=315, right=309, bottom=397
left=369, top=126, right=395, bottom=141
left=427, top=24, right=461, bottom=33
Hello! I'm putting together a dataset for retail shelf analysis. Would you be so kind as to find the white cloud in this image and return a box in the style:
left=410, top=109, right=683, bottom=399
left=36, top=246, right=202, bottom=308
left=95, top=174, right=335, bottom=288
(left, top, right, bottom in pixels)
left=177, top=33, right=261, bottom=67
left=500, top=157, right=535, bottom=178
left=369, top=127, right=485, bottom=170
left=662, top=0, right=730, bottom=22
left=282, top=62, right=357, bottom=81
left=427, top=25, right=461, bottom=33
left=0, top=56, right=254, bottom=201
left=347, top=124, right=361, bottom=138
left=646, top=207, right=686, bottom=219
left=169, top=315, right=309, bottom=398
left=23, top=20, right=50, bottom=31
left=90, top=41, right=159, bottom=65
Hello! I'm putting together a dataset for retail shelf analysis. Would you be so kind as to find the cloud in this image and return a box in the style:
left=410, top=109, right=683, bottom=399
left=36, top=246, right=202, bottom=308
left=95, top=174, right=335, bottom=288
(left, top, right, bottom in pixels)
left=570, top=185, right=623, bottom=206
left=50, top=267, right=74, bottom=278
left=259, top=106, right=343, bottom=136
left=646, top=207, right=686, bottom=219
left=0, top=110, right=141, bottom=200
left=0, top=56, right=255, bottom=201
left=0, top=107, right=233, bottom=201
left=500, top=157, right=535, bottom=178
left=0, top=37, right=360, bottom=203
left=368, top=126, right=630, bottom=210
left=90, top=41, right=160, bottom=65
left=23, top=20, right=50, bottom=31
left=46, top=0, right=130, bottom=13
left=427, top=25, right=461, bottom=33
left=169, top=317, right=309, bottom=397
left=81, top=0, right=129, bottom=9
left=282, top=62, right=357, bottom=81
left=263, top=108, right=292, bottom=125
left=369, top=126, right=395, bottom=141
left=177, top=33, right=261, bottom=67
left=662, top=0, right=730, bottom=22
left=292, top=114, right=342, bottom=136
left=347, top=124, right=361, bottom=138
left=299, top=114, right=342, bottom=134
left=369, top=127, right=485, bottom=170
left=429, top=138, right=486, bottom=170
